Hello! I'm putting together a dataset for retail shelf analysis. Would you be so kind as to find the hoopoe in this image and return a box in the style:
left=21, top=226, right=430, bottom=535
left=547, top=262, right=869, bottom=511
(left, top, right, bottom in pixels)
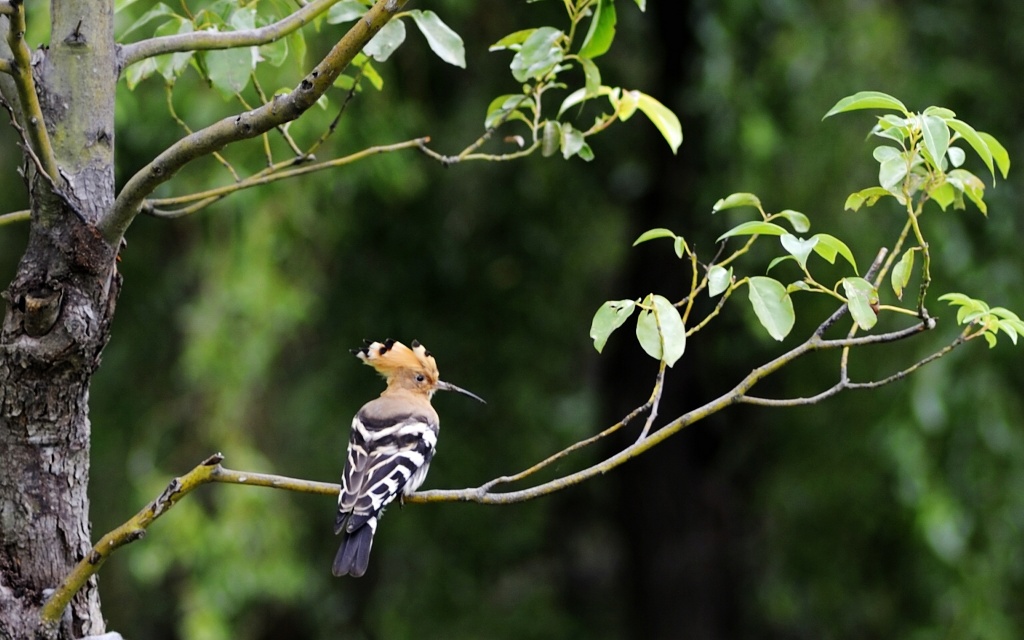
left=333, top=338, right=484, bottom=578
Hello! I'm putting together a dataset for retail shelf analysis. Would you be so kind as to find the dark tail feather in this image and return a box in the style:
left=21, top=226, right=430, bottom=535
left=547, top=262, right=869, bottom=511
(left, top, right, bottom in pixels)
left=332, top=525, right=375, bottom=577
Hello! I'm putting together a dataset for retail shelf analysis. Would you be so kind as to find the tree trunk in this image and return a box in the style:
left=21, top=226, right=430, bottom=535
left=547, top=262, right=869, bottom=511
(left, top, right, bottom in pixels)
left=0, top=3, right=117, bottom=638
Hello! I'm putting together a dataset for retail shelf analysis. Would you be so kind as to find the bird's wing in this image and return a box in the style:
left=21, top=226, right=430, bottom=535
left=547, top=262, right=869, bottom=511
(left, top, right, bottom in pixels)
left=335, top=411, right=437, bottom=534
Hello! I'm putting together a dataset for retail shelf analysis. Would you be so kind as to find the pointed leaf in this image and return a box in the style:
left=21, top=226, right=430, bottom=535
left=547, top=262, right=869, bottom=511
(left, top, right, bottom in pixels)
left=708, top=265, right=732, bottom=297
left=635, top=296, right=661, bottom=360
left=490, top=29, right=535, bottom=52
left=812, top=234, right=858, bottom=273
left=844, top=187, right=893, bottom=211
left=326, top=0, right=367, bottom=24
left=773, top=209, right=810, bottom=233
left=823, top=91, right=908, bottom=119
left=717, top=221, right=787, bottom=242
left=578, top=0, right=617, bottom=59
left=842, top=277, right=878, bottom=330
left=920, top=114, right=950, bottom=169
left=364, top=18, right=406, bottom=62
left=590, top=299, right=636, bottom=352
left=947, top=146, right=966, bottom=168
left=747, top=277, right=795, bottom=341
left=946, top=118, right=995, bottom=180
left=780, top=234, right=818, bottom=270
left=510, top=27, right=564, bottom=82
left=636, top=92, right=682, bottom=154
left=205, top=46, right=254, bottom=97
left=408, top=10, right=466, bottom=68
left=712, top=192, right=761, bottom=212
left=978, top=132, right=1010, bottom=179
left=633, top=228, right=677, bottom=246
left=891, top=248, right=915, bottom=300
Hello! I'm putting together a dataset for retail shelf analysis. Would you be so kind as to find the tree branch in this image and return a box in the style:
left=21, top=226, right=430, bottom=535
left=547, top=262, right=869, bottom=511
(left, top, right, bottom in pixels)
left=39, top=453, right=337, bottom=630
left=118, top=0, right=341, bottom=70
left=143, top=138, right=428, bottom=218
left=105, top=0, right=410, bottom=243
left=6, top=0, right=58, bottom=182
left=0, top=209, right=28, bottom=225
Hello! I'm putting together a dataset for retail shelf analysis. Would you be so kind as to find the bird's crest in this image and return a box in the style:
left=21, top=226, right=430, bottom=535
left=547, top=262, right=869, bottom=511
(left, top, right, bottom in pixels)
left=352, top=339, right=440, bottom=384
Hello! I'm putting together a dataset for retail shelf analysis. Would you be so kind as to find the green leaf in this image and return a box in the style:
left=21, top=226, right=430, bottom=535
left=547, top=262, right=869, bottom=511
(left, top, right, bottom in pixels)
left=947, top=169, right=987, bottom=215
left=634, top=0, right=647, bottom=10
left=747, top=276, right=795, bottom=341
left=811, top=233, right=858, bottom=273
left=823, top=91, right=908, bottom=119
left=636, top=92, right=682, bottom=154
left=946, top=118, right=995, bottom=181
left=873, top=145, right=900, bottom=162
left=712, top=192, right=761, bottom=212
left=590, top=299, right=636, bottom=353
left=635, top=295, right=686, bottom=366
left=407, top=10, right=466, bottom=68
left=844, top=187, right=893, bottom=211
left=879, top=154, right=908, bottom=191
left=920, top=114, right=950, bottom=169
left=364, top=18, right=406, bottom=62
left=766, top=255, right=797, bottom=274
left=841, top=277, right=878, bottom=330
left=773, top=209, right=811, bottom=233
left=489, top=29, right=534, bottom=52
left=947, top=146, right=966, bottom=168
left=484, top=94, right=533, bottom=129
left=580, top=57, right=601, bottom=97
left=326, top=0, right=366, bottom=24
left=891, top=248, right=915, bottom=300
left=205, top=46, right=254, bottom=97
left=673, top=236, right=688, bottom=258
left=717, top=221, right=787, bottom=242
left=929, top=181, right=955, bottom=211
left=633, top=228, right=676, bottom=246
left=635, top=296, right=660, bottom=359
left=708, top=265, right=732, bottom=297
left=120, top=2, right=178, bottom=38
left=541, top=120, right=561, bottom=157
left=616, top=89, right=640, bottom=120
left=560, top=122, right=586, bottom=159
left=924, top=105, right=957, bottom=119
left=978, top=131, right=1010, bottom=179
left=154, top=18, right=194, bottom=81
left=125, top=57, right=157, bottom=90
left=578, top=0, right=617, bottom=59
left=780, top=234, right=818, bottom=270
left=510, top=27, right=564, bottom=82
left=653, top=295, right=686, bottom=367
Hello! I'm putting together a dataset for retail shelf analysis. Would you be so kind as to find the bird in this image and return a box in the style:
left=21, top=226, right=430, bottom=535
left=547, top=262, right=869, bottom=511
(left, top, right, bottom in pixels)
left=333, top=338, right=484, bottom=577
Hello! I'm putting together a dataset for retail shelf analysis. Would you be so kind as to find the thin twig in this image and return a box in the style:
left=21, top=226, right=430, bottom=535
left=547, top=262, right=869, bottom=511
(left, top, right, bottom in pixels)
left=142, top=139, right=427, bottom=218
left=0, top=209, right=29, bottom=225
left=5, top=1, right=58, bottom=182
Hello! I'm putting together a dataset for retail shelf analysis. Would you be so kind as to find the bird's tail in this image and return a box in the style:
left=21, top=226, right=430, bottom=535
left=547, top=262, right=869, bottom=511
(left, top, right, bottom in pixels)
left=332, top=523, right=375, bottom=577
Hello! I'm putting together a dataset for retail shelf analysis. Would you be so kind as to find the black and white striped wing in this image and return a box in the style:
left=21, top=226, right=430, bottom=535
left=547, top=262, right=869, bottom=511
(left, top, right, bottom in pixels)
left=332, top=411, right=437, bottom=577
left=337, top=412, right=439, bottom=527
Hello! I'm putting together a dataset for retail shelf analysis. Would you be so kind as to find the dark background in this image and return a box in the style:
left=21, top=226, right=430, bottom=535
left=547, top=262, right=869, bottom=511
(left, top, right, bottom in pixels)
left=1, top=1, right=1022, bottom=638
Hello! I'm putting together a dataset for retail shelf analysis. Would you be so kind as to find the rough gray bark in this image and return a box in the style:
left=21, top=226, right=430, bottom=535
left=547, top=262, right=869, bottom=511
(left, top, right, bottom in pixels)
left=0, top=2, right=117, bottom=638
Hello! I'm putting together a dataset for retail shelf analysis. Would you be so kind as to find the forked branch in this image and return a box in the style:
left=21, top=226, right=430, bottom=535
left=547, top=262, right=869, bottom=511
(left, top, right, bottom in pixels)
left=118, top=0, right=341, bottom=70
left=106, top=0, right=410, bottom=242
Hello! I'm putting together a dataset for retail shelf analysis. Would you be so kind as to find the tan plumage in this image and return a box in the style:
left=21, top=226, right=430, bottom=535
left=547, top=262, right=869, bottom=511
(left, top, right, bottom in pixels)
left=332, top=339, right=483, bottom=578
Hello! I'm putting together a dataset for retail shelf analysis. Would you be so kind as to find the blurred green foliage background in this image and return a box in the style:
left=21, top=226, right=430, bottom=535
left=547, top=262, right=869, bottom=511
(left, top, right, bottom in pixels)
left=2, top=1, right=1022, bottom=638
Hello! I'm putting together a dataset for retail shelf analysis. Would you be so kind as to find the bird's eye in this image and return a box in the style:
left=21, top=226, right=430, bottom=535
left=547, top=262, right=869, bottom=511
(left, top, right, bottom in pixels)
left=416, top=374, right=426, bottom=382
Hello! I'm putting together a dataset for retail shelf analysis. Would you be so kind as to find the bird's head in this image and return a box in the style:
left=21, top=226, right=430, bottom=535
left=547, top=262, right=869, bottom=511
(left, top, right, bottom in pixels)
left=352, top=339, right=485, bottom=403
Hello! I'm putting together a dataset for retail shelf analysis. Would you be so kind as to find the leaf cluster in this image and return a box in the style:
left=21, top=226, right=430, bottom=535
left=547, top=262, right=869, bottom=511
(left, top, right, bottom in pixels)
left=590, top=92, right=1020, bottom=366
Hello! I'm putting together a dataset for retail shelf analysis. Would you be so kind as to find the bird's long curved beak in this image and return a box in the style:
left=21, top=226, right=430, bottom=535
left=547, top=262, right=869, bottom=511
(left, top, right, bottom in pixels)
left=436, top=380, right=486, bottom=404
